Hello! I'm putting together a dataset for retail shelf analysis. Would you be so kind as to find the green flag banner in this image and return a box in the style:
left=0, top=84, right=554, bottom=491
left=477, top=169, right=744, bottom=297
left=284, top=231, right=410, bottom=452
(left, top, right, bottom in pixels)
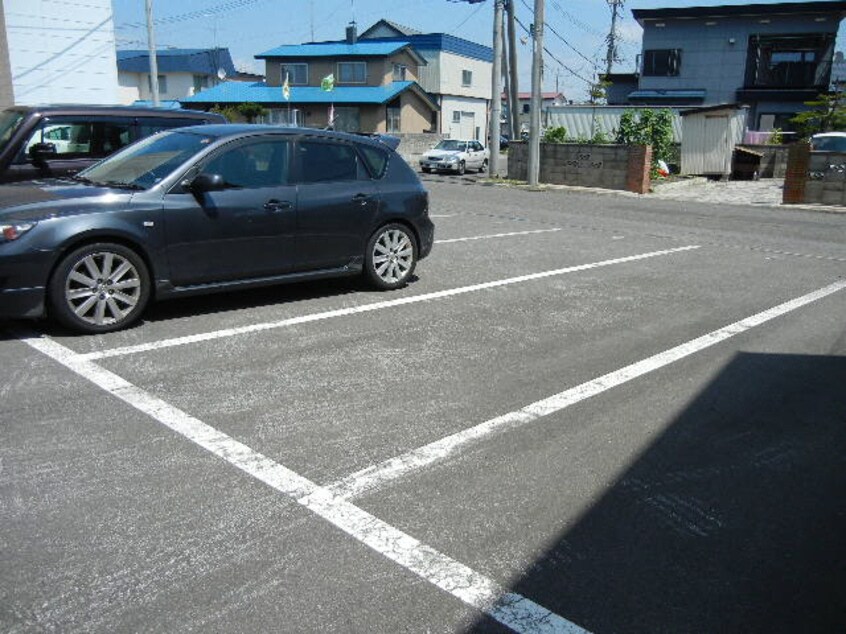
left=321, top=74, right=335, bottom=92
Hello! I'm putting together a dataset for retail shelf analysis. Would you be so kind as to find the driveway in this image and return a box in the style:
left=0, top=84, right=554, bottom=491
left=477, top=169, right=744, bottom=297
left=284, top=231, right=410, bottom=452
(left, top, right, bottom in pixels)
left=651, top=177, right=785, bottom=206
left=3, top=179, right=845, bottom=633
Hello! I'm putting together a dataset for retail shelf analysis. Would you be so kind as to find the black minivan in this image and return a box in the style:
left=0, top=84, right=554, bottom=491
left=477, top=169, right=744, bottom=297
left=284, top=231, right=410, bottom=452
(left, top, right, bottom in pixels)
left=0, top=105, right=225, bottom=183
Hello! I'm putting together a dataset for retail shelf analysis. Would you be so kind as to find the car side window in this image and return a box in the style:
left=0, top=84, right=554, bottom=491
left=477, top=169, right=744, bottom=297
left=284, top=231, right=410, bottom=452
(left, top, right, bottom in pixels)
left=298, top=141, right=361, bottom=183
left=21, top=119, right=133, bottom=162
left=359, top=145, right=388, bottom=179
left=204, top=139, right=290, bottom=189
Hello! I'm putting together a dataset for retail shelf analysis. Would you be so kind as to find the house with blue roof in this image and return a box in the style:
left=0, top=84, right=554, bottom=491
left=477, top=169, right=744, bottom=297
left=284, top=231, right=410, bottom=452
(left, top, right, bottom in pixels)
left=117, top=48, right=239, bottom=105
left=182, top=26, right=438, bottom=134
left=360, top=20, right=493, bottom=140
left=619, top=1, right=846, bottom=132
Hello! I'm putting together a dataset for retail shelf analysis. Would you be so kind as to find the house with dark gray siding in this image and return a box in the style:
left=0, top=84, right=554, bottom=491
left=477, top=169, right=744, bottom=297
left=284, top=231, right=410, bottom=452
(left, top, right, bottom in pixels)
left=621, top=1, right=846, bottom=131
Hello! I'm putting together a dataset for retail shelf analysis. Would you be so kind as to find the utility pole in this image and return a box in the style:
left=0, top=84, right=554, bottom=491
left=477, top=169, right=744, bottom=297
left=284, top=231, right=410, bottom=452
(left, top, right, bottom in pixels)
left=527, top=0, right=544, bottom=186
left=502, top=29, right=512, bottom=139
left=506, top=0, right=520, bottom=139
left=145, top=0, right=160, bottom=107
left=605, top=0, right=624, bottom=77
left=489, top=0, right=504, bottom=177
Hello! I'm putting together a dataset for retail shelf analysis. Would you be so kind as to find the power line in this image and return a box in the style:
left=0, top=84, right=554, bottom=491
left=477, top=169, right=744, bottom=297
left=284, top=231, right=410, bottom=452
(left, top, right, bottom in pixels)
left=116, top=0, right=267, bottom=30
left=519, top=0, right=597, bottom=72
left=513, top=13, right=593, bottom=85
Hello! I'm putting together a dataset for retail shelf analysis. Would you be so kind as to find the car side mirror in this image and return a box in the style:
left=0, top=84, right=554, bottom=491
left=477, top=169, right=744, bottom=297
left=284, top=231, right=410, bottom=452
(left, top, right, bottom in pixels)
left=29, top=142, right=57, bottom=162
left=187, top=173, right=227, bottom=193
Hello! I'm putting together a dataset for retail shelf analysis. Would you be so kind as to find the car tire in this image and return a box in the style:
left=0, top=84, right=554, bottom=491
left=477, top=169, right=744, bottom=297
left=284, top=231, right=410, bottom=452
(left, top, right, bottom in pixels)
left=422, top=167, right=431, bottom=173
left=48, top=242, right=151, bottom=334
left=363, top=223, right=418, bottom=291
left=457, top=160, right=465, bottom=175
left=479, top=159, right=488, bottom=173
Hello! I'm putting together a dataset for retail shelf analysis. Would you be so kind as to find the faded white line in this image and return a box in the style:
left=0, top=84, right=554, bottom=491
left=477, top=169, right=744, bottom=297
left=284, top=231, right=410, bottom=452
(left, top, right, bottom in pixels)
left=436, top=228, right=561, bottom=244
left=327, top=280, right=846, bottom=500
left=429, top=214, right=455, bottom=218
left=82, top=245, right=700, bottom=360
left=19, top=333, right=589, bottom=634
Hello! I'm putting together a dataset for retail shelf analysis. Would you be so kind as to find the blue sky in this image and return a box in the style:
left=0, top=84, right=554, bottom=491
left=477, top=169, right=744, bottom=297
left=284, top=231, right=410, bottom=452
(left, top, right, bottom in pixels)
left=112, top=0, right=846, bottom=101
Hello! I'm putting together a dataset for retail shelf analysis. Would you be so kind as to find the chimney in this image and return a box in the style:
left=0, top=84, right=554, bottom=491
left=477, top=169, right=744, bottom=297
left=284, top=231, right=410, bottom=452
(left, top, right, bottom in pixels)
left=346, top=21, right=358, bottom=45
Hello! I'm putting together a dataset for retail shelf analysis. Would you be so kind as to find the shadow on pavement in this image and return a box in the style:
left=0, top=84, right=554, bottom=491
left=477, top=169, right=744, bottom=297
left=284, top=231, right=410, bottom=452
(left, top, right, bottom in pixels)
left=469, top=351, right=846, bottom=634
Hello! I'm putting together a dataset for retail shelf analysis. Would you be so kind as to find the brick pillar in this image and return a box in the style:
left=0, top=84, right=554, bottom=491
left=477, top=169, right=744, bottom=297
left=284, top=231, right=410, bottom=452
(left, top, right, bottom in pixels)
left=625, top=145, right=652, bottom=194
left=783, top=142, right=811, bottom=204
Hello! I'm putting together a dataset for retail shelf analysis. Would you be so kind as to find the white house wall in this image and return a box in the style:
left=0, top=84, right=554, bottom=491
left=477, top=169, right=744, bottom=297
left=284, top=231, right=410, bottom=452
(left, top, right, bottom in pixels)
left=439, top=51, right=490, bottom=100
left=442, top=95, right=488, bottom=141
left=2, top=0, right=118, bottom=104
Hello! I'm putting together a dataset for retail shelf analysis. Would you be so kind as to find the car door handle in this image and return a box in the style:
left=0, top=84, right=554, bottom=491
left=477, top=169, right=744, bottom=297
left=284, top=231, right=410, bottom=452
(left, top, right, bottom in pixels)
left=264, top=199, right=292, bottom=212
left=352, top=193, right=370, bottom=206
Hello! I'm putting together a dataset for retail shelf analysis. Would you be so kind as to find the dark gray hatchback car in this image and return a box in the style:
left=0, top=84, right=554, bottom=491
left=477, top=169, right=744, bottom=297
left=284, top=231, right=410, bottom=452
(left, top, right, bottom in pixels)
left=0, top=125, right=434, bottom=333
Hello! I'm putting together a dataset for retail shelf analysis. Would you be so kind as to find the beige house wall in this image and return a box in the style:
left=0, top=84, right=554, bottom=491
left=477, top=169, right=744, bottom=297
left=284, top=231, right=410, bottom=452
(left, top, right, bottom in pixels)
left=400, top=92, right=432, bottom=133
left=266, top=52, right=420, bottom=88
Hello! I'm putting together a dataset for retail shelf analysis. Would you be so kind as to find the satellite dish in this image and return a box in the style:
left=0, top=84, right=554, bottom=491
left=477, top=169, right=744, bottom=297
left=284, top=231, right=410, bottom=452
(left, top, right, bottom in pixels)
left=217, top=67, right=227, bottom=81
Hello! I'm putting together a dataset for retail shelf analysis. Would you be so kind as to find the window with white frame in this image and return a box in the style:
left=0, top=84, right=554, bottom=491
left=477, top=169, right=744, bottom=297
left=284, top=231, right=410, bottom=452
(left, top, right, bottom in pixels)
left=461, top=70, right=473, bottom=87
left=147, top=74, right=167, bottom=94
left=280, top=63, right=308, bottom=85
left=338, top=62, right=367, bottom=83
left=452, top=111, right=461, bottom=123
left=192, top=75, right=208, bottom=93
left=392, top=64, right=407, bottom=81
left=387, top=106, right=401, bottom=133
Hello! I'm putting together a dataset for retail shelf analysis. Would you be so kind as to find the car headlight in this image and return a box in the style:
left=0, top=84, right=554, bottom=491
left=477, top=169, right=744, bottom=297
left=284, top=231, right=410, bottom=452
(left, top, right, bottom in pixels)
left=1, top=221, right=36, bottom=242
left=447, top=156, right=458, bottom=163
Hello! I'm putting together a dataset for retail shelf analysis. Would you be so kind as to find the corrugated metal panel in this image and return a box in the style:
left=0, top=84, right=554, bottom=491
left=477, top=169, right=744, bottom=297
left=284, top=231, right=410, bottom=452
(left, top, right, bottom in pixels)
left=546, top=106, right=684, bottom=142
left=680, top=107, right=749, bottom=175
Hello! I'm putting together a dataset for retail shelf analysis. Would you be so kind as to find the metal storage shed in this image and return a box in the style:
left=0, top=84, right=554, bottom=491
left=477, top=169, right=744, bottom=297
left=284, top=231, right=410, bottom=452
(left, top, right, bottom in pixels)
left=680, top=104, right=748, bottom=176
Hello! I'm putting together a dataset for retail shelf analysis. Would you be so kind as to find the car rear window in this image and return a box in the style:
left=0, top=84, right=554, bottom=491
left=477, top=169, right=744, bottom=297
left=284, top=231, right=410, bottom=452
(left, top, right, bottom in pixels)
left=812, top=136, right=846, bottom=152
left=299, top=141, right=359, bottom=183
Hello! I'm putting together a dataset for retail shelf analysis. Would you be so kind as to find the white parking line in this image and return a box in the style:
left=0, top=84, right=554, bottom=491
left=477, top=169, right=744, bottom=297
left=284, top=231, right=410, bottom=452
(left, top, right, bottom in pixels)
left=18, top=333, right=590, bottom=634
left=436, top=228, right=561, bottom=244
left=82, top=245, right=700, bottom=360
left=429, top=214, right=455, bottom=218
left=326, top=280, right=846, bottom=500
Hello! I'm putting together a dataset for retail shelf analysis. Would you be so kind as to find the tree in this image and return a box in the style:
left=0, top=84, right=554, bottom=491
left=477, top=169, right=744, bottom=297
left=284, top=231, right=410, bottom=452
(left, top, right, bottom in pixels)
left=588, top=79, right=612, bottom=105
left=790, top=90, right=846, bottom=138
left=236, top=102, right=269, bottom=124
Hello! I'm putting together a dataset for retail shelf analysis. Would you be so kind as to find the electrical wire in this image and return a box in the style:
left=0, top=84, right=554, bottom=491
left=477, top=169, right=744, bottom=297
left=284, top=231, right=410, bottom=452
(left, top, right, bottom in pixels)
left=512, top=13, right=593, bottom=85
left=518, top=0, right=598, bottom=71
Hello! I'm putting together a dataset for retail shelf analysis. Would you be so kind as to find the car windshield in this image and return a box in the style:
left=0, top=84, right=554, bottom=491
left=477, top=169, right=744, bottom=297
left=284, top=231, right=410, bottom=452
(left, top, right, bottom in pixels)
left=0, top=109, right=25, bottom=150
left=435, top=140, right=467, bottom=151
left=78, top=130, right=215, bottom=190
left=811, top=136, right=846, bottom=152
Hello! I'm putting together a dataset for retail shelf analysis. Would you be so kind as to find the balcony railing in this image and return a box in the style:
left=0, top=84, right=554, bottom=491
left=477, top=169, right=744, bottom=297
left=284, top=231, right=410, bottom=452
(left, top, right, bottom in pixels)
left=746, top=61, right=832, bottom=89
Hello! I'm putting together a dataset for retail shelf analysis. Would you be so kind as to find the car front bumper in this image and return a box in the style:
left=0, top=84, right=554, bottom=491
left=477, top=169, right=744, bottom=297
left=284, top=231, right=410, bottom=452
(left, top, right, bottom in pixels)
left=0, top=247, right=52, bottom=319
left=420, top=160, right=460, bottom=172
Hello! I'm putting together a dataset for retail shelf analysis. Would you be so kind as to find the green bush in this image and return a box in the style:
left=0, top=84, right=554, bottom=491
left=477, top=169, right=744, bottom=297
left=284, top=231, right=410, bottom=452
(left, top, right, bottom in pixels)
left=616, top=108, right=674, bottom=176
left=542, top=126, right=568, bottom=143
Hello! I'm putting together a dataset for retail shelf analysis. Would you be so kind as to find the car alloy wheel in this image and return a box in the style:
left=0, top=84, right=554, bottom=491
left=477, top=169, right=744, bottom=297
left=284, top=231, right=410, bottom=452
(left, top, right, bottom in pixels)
left=49, top=243, right=150, bottom=333
left=365, top=224, right=417, bottom=290
left=457, top=160, right=465, bottom=175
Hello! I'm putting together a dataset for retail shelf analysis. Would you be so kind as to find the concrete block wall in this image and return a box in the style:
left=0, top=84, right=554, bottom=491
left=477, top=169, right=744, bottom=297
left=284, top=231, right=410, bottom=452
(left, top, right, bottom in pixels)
left=737, top=144, right=791, bottom=178
left=508, top=142, right=651, bottom=194
left=784, top=143, right=846, bottom=206
left=394, top=133, right=446, bottom=165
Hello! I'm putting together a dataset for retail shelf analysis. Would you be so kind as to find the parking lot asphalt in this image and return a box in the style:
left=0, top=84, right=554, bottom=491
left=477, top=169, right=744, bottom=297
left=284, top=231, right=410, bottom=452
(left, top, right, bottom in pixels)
left=2, top=180, right=846, bottom=633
